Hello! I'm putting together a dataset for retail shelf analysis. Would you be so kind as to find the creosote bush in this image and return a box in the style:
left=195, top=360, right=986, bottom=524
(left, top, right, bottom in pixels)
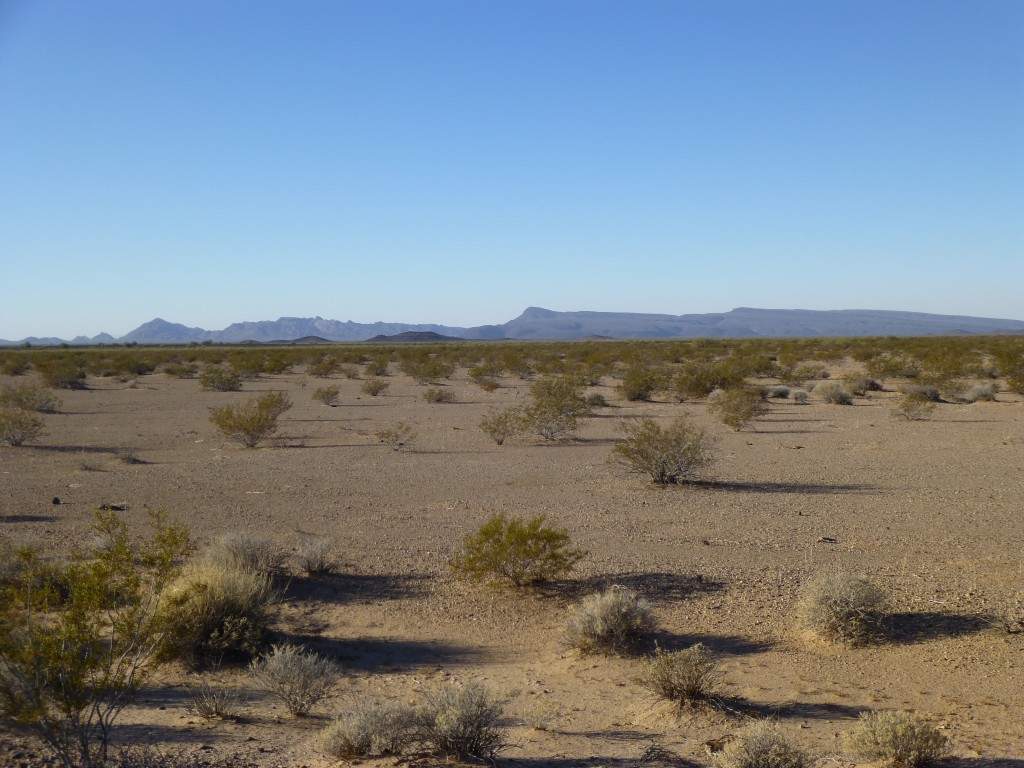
left=312, top=385, right=341, bottom=406
left=198, top=367, right=243, bottom=392
left=891, top=392, right=936, bottom=421
left=209, top=391, right=292, bottom=448
left=796, top=571, right=887, bottom=646
left=412, top=681, right=505, bottom=761
left=249, top=643, right=339, bottom=716
left=376, top=420, right=416, bottom=450
left=844, top=710, right=948, bottom=768
left=361, top=378, right=390, bottom=396
left=451, top=513, right=586, bottom=587
left=0, top=382, right=61, bottom=413
left=708, top=386, right=769, bottom=430
left=563, top=586, right=657, bottom=655
left=523, top=375, right=589, bottom=439
left=814, top=380, right=854, bottom=405
left=479, top=407, right=524, bottom=445
left=713, top=720, right=808, bottom=768
left=636, top=643, right=722, bottom=707
left=422, top=387, right=455, bottom=403
left=612, top=416, right=715, bottom=484
left=0, top=407, right=45, bottom=446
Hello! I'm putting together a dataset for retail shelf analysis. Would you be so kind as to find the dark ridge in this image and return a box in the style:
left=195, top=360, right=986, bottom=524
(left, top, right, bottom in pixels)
left=364, top=331, right=465, bottom=343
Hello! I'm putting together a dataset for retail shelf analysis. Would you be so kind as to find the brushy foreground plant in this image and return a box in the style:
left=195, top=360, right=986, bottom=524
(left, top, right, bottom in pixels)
left=712, top=719, right=808, bottom=768
left=479, top=407, right=524, bottom=445
left=249, top=643, right=339, bottom=716
left=0, top=382, right=61, bottom=413
left=563, top=586, right=657, bottom=655
left=203, top=532, right=285, bottom=576
left=613, top=416, right=715, bottom=484
left=844, top=710, right=948, bottom=768
left=796, top=571, right=887, bottom=646
left=635, top=643, right=722, bottom=708
left=412, top=681, right=506, bottom=760
left=321, top=699, right=415, bottom=758
left=0, top=406, right=45, bottom=446
left=209, top=391, right=291, bottom=448
left=451, top=513, right=586, bottom=588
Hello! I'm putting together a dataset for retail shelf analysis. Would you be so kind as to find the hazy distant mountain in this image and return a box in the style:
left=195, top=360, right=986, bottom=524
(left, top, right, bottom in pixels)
left=4, top=307, right=1024, bottom=346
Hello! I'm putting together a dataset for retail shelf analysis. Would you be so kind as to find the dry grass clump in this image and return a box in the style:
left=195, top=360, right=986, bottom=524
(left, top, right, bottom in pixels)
left=0, top=407, right=45, bottom=446
left=563, top=586, right=657, bottom=655
left=796, top=572, right=887, bottom=646
left=814, top=381, right=854, bottom=405
left=204, top=531, right=286, bottom=576
left=451, top=513, right=586, bottom=588
left=321, top=699, right=415, bottom=758
left=157, top=561, right=278, bottom=664
left=376, top=420, right=417, bottom=450
left=295, top=535, right=337, bottom=576
left=422, top=387, right=455, bottom=403
left=249, top=643, right=339, bottom=716
left=412, top=681, right=506, bottom=760
left=712, top=720, right=808, bottom=768
left=185, top=673, right=246, bottom=720
left=612, top=416, right=715, bottom=484
left=635, top=644, right=722, bottom=707
left=843, top=710, right=948, bottom=767
left=312, top=384, right=341, bottom=406
left=0, top=382, right=62, bottom=413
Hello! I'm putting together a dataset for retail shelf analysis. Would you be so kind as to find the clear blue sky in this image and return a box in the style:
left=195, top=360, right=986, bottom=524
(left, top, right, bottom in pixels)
left=1, top=0, right=1022, bottom=339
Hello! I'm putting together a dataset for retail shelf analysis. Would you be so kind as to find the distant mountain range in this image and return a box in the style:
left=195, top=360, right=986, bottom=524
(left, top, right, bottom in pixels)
left=4, top=307, right=1024, bottom=346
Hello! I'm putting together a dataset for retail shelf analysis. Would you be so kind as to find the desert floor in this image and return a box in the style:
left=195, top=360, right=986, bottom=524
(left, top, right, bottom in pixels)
left=1, top=363, right=1022, bottom=767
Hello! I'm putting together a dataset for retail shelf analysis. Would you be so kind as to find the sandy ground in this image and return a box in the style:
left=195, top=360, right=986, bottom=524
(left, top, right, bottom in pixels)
left=1, top=361, right=1022, bottom=767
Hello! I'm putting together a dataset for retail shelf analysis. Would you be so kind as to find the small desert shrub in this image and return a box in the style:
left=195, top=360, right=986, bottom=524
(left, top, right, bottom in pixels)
left=897, top=383, right=941, bottom=402
left=164, top=363, right=198, bottom=379
left=708, top=386, right=769, bottom=430
left=364, top=357, right=390, bottom=377
left=412, top=681, right=505, bottom=760
left=199, top=367, right=243, bottom=392
left=523, top=376, right=590, bottom=440
left=815, top=381, right=854, bottom=405
left=185, top=673, right=246, bottom=720
left=321, top=699, right=415, bottom=758
left=361, top=378, right=390, bottom=396
left=636, top=644, right=722, bottom=707
left=479, top=407, right=524, bottom=445
left=792, top=389, right=809, bottom=404
left=158, top=561, right=278, bottom=664
left=764, top=385, right=790, bottom=399
left=613, top=416, right=715, bottom=484
left=713, top=719, right=807, bottom=768
left=312, top=385, right=341, bottom=406
left=422, top=387, right=455, bottom=403
left=0, top=382, right=61, bottom=413
left=891, top=392, right=937, bottom=421
left=209, top=391, right=292, bottom=447
left=842, top=374, right=882, bottom=396
left=376, top=420, right=416, bottom=450
left=844, top=710, right=948, bottom=768
left=563, top=586, right=657, bottom=655
left=791, top=361, right=830, bottom=382
left=249, top=643, right=339, bottom=716
left=296, top=536, right=337, bottom=576
left=0, top=407, right=45, bottom=446
left=617, top=365, right=660, bottom=401
left=451, top=513, right=586, bottom=588
left=965, top=381, right=998, bottom=403
left=308, top=356, right=341, bottom=377
left=796, top=571, right=887, bottom=646
left=115, top=445, right=141, bottom=464
left=0, top=358, right=29, bottom=376
left=673, top=362, right=744, bottom=401
left=585, top=392, right=608, bottom=407
left=36, top=359, right=86, bottom=389
left=204, top=532, right=286, bottom=576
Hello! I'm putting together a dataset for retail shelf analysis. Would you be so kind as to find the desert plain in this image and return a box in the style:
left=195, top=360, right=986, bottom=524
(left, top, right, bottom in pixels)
left=0, top=341, right=1022, bottom=767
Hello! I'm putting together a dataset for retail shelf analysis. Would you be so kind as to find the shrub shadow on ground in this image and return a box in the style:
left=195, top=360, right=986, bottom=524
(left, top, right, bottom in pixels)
left=285, top=571, right=430, bottom=605
left=504, top=743, right=703, bottom=768
left=885, top=611, right=990, bottom=644
left=651, top=630, right=773, bottom=657
left=546, top=572, right=723, bottom=602
left=2, top=514, right=59, bottom=523
left=286, top=634, right=488, bottom=672
left=689, top=479, right=880, bottom=495
left=739, top=699, right=866, bottom=721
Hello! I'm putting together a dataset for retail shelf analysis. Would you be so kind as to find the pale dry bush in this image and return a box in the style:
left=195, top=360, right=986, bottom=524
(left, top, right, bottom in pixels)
left=185, top=673, right=246, bottom=720
left=792, top=390, right=809, bottom=404
left=0, top=407, right=45, bottom=446
left=204, top=532, right=285, bottom=576
left=796, top=572, right=887, bottom=646
left=892, top=392, right=937, bottom=421
left=296, top=536, right=337, bottom=576
left=376, top=420, right=416, bottom=450
left=412, top=681, right=506, bottom=760
left=815, top=380, right=854, bottom=405
left=713, top=720, right=808, bottom=768
left=844, top=710, right=948, bottom=767
left=249, top=644, right=339, bottom=716
left=321, top=699, right=415, bottom=758
left=312, top=385, right=341, bottom=406
left=965, top=381, right=998, bottom=402
left=422, top=387, right=455, bottom=403
left=636, top=643, right=722, bottom=707
left=563, top=586, right=657, bottom=655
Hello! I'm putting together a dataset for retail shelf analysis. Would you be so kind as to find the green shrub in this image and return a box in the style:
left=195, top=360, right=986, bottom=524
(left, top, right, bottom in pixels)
left=36, top=358, right=86, bottom=390
left=866, top=353, right=922, bottom=382
left=364, top=357, right=390, bottom=377
left=0, top=383, right=61, bottom=413
left=636, top=644, right=722, bottom=708
left=612, top=416, right=715, bottom=484
left=616, top=365, right=660, bottom=402
left=523, top=376, right=589, bottom=440
left=764, top=385, right=790, bottom=399
left=814, top=381, right=854, bottom=405
left=209, top=392, right=292, bottom=448
left=312, top=385, right=341, bottom=406
left=376, top=420, right=416, bottom=450
left=891, top=393, right=936, bottom=421
left=708, top=386, right=769, bottom=430
left=713, top=720, right=807, bottom=768
left=451, top=513, right=586, bottom=588
left=308, top=356, right=341, bottom=377
left=412, top=682, right=505, bottom=761
left=0, top=407, right=45, bottom=446
left=163, top=363, right=198, bottom=379
left=198, top=367, right=243, bottom=392
left=790, top=361, right=830, bottom=383
left=249, top=644, right=338, bottom=716
left=796, top=572, right=886, bottom=646
left=842, top=374, right=881, bottom=396
left=361, top=378, right=390, bottom=396
left=478, top=407, right=524, bottom=445
left=844, top=710, right=948, bottom=768
left=673, top=362, right=744, bottom=401
left=422, top=387, right=455, bottom=403
left=897, top=383, right=941, bottom=402
left=563, top=586, right=656, bottom=655
left=321, top=699, right=415, bottom=758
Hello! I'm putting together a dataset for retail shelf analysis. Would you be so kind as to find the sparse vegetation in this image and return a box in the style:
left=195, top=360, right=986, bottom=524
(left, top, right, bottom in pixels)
left=209, top=391, right=292, bottom=447
left=713, top=719, right=808, bottom=768
left=312, top=384, right=341, bottom=406
left=563, top=586, right=657, bottom=655
left=965, top=381, right=998, bottom=402
left=612, top=416, right=715, bottom=484
left=0, top=406, right=45, bottom=446
left=412, top=681, right=505, bottom=761
left=844, top=710, right=948, bottom=768
left=376, top=420, right=417, bottom=450
left=0, top=382, right=62, bottom=413
left=198, top=367, right=243, bottom=392
left=295, top=536, right=337, bottom=576
left=814, top=380, right=854, bottom=405
left=796, top=571, right=887, bottom=646
left=248, top=643, right=338, bottom=716
left=636, top=643, right=722, bottom=708
left=361, top=378, right=390, bottom=396
left=422, top=387, right=455, bottom=403
left=523, top=375, right=590, bottom=439
left=203, top=532, right=286, bottom=576
left=708, top=386, right=769, bottom=430
left=892, top=392, right=937, bottom=421
left=451, top=513, right=586, bottom=588
left=321, top=699, right=415, bottom=758
left=478, top=407, right=524, bottom=445
left=185, top=672, right=245, bottom=720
